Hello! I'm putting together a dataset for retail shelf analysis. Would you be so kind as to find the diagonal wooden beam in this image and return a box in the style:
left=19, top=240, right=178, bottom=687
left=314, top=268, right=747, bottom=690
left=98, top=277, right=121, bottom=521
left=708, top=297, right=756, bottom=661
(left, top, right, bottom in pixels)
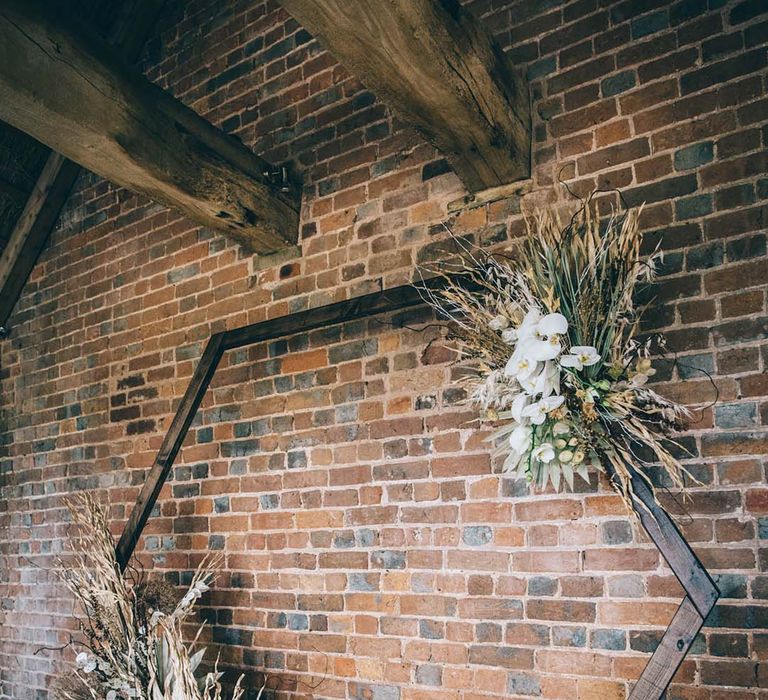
left=0, top=0, right=299, bottom=259
left=115, top=332, right=227, bottom=569
left=0, top=153, right=82, bottom=330
left=0, top=0, right=169, bottom=330
left=278, top=0, right=530, bottom=192
left=629, top=596, right=705, bottom=698
left=624, top=472, right=719, bottom=699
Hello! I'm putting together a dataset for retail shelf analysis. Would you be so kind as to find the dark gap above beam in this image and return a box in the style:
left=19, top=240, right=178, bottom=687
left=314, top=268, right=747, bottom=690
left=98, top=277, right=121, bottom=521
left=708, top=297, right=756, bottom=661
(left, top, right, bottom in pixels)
left=0, top=175, right=28, bottom=203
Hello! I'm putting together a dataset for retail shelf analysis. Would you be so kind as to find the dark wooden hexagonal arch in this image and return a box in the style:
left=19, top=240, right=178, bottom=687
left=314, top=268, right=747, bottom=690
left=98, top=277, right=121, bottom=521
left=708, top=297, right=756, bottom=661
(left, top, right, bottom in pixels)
left=115, top=276, right=718, bottom=700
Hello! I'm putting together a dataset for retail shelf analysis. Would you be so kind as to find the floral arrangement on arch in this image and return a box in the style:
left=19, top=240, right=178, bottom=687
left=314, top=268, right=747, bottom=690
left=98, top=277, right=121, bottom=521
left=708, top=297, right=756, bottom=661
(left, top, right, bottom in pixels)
left=421, top=201, right=692, bottom=509
left=53, top=494, right=249, bottom=700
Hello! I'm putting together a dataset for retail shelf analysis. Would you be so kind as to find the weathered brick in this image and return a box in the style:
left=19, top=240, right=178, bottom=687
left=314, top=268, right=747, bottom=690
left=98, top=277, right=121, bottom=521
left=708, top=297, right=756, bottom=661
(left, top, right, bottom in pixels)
left=507, top=672, right=542, bottom=697
left=577, top=138, right=650, bottom=174
left=468, top=645, right=534, bottom=670
left=591, top=628, right=626, bottom=651
left=674, top=141, right=714, bottom=170
left=624, top=174, right=698, bottom=206
left=680, top=49, right=768, bottom=95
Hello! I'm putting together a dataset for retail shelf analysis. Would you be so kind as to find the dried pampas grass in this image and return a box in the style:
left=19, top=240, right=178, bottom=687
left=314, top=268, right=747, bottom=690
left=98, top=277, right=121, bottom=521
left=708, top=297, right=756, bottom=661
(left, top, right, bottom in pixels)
left=54, top=494, right=246, bottom=700
left=419, top=199, right=694, bottom=513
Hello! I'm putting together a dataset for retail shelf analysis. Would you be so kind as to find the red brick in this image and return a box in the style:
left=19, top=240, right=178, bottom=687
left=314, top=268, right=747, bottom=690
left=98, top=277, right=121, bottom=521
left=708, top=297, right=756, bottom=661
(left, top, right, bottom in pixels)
left=577, top=137, right=650, bottom=174
left=3, top=5, right=767, bottom=698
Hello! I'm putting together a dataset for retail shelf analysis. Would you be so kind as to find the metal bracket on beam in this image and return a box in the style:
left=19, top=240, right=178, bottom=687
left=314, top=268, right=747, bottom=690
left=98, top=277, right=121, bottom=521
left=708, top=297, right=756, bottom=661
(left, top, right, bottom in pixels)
left=262, top=165, right=294, bottom=194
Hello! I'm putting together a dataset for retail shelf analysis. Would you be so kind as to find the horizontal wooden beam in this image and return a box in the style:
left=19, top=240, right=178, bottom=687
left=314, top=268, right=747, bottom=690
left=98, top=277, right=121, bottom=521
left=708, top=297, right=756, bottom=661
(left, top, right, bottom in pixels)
left=0, top=0, right=300, bottom=254
left=278, top=0, right=530, bottom=192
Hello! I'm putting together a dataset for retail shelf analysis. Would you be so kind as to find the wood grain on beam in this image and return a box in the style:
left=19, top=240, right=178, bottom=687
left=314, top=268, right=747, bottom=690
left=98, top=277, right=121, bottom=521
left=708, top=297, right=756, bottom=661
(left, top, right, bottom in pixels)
left=0, top=0, right=169, bottom=329
left=278, top=0, right=530, bottom=191
left=629, top=597, right=704, bottom=699
left=0, top=0, right=299, bottom=255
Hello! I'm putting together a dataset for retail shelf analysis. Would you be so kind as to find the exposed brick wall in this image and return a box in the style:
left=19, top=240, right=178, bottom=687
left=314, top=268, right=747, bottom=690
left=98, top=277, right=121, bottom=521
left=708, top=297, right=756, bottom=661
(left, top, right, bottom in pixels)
left=1, top=0, right=767, bottom=697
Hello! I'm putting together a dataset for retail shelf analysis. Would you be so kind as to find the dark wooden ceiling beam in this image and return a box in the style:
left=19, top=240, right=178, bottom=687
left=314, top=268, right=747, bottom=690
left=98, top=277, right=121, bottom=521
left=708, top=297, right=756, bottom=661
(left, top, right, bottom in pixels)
left=0, top=0, right=169, bottom=330
left=0, top=0, right=299, bottom=257
left=278, top=0, right=530, bottom=192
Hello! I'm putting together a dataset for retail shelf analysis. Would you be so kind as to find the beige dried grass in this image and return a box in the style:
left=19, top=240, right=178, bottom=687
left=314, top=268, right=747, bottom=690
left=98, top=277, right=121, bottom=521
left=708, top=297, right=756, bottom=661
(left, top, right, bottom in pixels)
left=54, top=494, right=246, bottom=700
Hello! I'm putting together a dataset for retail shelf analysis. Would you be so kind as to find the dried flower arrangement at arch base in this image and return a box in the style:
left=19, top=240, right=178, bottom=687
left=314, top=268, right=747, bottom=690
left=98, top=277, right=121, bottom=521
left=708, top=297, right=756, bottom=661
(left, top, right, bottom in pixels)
left=52, top=494, right=254, bottom=700
left=420, top=200, right=695, bottom=513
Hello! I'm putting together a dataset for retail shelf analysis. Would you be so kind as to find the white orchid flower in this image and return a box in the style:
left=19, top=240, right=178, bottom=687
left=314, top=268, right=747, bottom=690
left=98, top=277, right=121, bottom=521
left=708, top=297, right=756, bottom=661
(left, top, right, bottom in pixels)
left=553, top=421, right=570, bottom=436
left=522, top=395, right=565, bottom=425
left=531, top=361, right=561, bottom=397
left=517, top=307, right=542, bottom=334
left=516, top=311, right=568, bottom=362
left=538, top=313, right=568, bottom=336
left=560, top=345, right=601, bottom=370
left=504, top=352, right=540, bottom=383
left=531, top=442, right=556, bottom=463
left=508, top=424, right=532, bottom=454
left=489, top=315, right=509, bottom=331
left=516, top=362, right=543, bottom=393
left=511, top=393, right=529, bottom=423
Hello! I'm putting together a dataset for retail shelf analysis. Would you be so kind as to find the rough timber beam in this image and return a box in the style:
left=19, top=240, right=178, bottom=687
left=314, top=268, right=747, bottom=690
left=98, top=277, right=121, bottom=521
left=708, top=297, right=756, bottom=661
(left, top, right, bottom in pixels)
left=0, top=0, right=167, bottom=330
left=0, top=0, right=300, bottom=260
left=278, top=0, right=530, bottom=191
